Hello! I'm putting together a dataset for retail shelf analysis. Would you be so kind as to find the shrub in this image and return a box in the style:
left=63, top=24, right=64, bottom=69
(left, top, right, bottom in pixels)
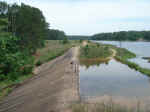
left=0, top=36, right=34, bottom=81
left=36, top=60, right=43, bottom=66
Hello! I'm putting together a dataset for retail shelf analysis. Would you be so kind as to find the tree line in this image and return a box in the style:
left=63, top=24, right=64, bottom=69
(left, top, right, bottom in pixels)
left=91, top=31, right=150, bottom=41
left=0, top=1, right=67, bottom=81
left=68, top=35, right=91, bottom=40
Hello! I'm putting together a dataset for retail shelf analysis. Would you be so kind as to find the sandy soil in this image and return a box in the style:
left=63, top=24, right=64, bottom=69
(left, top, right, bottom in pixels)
left=0, top=47, right=80, bottom=112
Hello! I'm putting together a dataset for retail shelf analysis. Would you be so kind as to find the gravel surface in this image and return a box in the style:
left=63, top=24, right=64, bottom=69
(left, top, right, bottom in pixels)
left=0, top=47, right=80, bottom=112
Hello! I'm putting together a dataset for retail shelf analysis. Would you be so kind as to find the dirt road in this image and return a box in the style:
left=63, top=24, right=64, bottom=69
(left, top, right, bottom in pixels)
left=0, top=47, right=80, bottom=112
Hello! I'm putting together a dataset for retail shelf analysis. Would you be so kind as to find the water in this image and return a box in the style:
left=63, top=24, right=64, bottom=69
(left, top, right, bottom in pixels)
left=79, top=41, right=150, bottom=101
left=98, top=41, right=150, bottom=69
left=80, top=59, right=150, bottom=98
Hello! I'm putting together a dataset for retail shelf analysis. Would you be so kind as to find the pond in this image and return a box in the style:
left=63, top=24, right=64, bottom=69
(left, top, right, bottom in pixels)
left=79, top=41, right=150, bottom=104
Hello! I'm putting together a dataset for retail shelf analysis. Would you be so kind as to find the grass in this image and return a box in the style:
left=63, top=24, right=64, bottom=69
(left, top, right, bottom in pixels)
left=112, top=46, right=150, bottom=76
left=71, top=102, right=146, bottom=112
left=113, top=46, right=150, bottom=76
left=34, top=40, right=81, bottom=66
left=80, top=42, right=112, bottom=59
left=114, top=47, right=136, bottom=59
left=115, top=56, right=150, bottom=76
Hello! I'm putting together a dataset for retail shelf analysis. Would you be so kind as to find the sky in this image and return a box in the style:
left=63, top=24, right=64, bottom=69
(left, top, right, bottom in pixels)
left=3, top=0, right=150, bottom=35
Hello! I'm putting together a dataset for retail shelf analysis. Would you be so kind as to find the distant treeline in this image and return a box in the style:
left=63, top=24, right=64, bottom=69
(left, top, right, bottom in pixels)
left=91, top=31, right=150, bottom=41
left=68, top=35, right=91, bottom=40
left=46, top=29, right=66, bottom=40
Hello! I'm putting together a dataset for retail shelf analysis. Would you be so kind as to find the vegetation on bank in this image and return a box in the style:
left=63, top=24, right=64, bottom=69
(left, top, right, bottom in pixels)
left=115, top=56, right=150, bottom=76
left=111, top=45, right=150, bottom=76
left=80, top=43, right=112, bottom=59
left=79, top=41, right=150, bottom=76
left=113, top=47, right=136, bottom=59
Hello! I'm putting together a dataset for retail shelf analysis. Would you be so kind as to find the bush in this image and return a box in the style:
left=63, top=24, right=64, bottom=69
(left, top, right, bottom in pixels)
left=35, top=60, right=43, bottom=66
left=0, top=36, right=34, bottom=81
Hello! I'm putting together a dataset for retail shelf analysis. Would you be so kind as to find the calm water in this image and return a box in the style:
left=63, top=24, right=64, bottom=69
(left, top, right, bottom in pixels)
left=98, top=41, right=150, bottom=69
left=79, top=41, right=150, bottom=99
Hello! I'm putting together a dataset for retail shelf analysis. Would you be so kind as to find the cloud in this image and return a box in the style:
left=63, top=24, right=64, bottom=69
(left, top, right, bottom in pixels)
left=4, top=0, right=150, bottom=35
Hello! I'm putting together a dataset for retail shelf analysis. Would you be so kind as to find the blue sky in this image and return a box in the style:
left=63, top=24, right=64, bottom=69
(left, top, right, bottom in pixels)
left=4, top=0, right=150, bottom=35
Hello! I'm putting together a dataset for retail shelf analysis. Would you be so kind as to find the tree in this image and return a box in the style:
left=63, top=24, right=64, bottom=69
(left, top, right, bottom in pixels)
left=46, top=29, right=66, bottom=40
left=0, top=1, right=8, bottom=17
left=8, top=3, right=49, bottom=53
left=91, top=31, right=150, bottom=41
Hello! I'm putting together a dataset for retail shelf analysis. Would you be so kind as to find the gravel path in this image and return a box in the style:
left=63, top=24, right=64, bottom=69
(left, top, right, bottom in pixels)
left=0, top=47, right=80, bottom=112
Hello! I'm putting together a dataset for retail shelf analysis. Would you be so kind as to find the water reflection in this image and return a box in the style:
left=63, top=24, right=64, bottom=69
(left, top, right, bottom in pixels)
left=79, top=59, right=150, bottom=98
left=79, top=58, right=110, bottom=69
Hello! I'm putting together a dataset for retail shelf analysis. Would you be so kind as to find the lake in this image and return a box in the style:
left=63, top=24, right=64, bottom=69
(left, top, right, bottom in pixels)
left=79, top=41, right=150, bottom=104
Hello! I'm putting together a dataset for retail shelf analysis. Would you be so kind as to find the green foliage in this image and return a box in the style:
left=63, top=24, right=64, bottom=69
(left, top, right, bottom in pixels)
left=0, top=17, right=8, bottom=32
left=35, top=60, right=43, bottom=66
left=0, top=1, right=8, bottom=17
left=46, top=29, right=66, bottom=40
left=92, top=31, right=150, bottom=41
left=0, top=36, right=34, bottom=81
left=7, top=3, right=49, bottom=53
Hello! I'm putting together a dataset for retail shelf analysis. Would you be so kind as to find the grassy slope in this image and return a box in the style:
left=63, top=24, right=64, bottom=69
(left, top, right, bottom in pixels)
left=34, top=40, right=81, bottom=65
